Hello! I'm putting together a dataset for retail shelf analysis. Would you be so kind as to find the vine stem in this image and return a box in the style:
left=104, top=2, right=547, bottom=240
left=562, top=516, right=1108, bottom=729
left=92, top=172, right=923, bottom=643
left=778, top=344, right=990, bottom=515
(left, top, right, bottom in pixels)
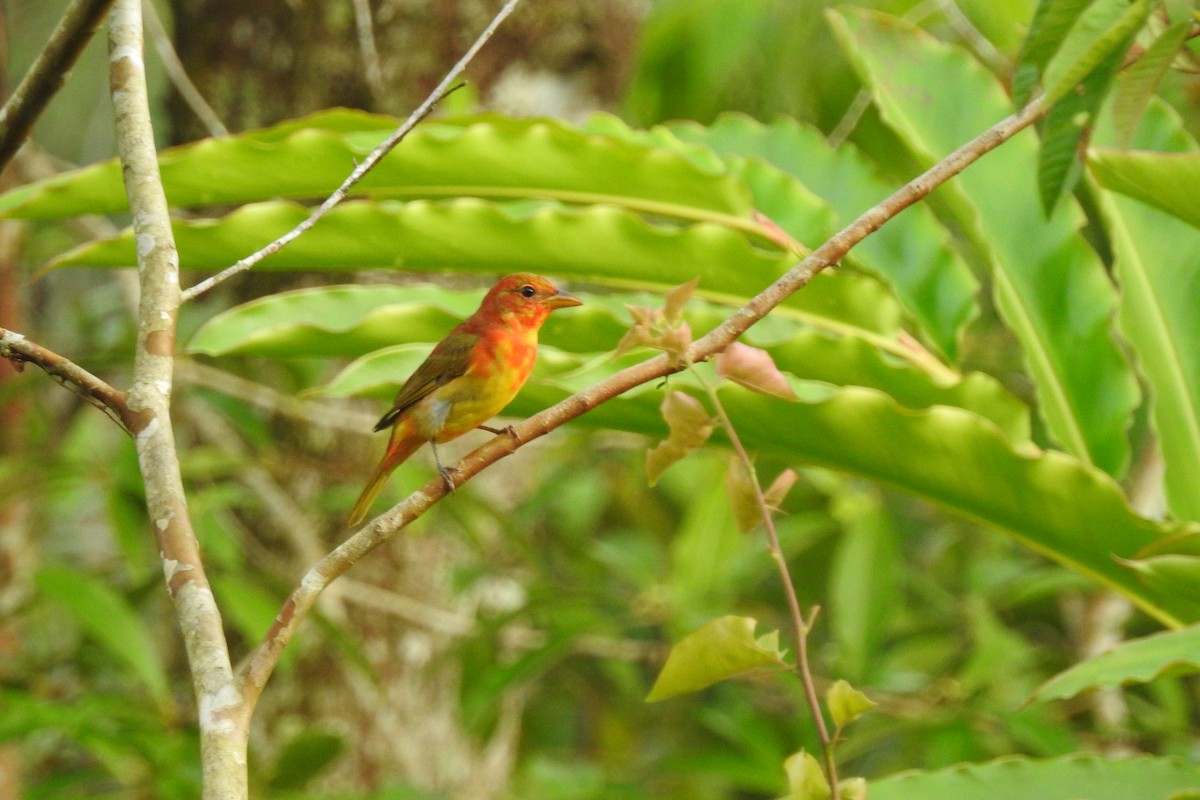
left=692, top=365, right=839, bottom=798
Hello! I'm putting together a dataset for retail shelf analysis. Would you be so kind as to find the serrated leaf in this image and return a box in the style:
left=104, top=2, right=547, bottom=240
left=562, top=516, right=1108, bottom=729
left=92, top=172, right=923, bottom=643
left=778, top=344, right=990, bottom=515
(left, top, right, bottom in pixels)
left=1112, top=21, right=1192, bottom=147
left=1031, top=625, right=1200, bottom=703
left=646, top=391, right=715, bottom=486
left=783, top=751, right=831, bottom=800
left=1041, top=0, right=1152, bottom=108
left=1013, top=0, right=1095, bottom=107
left=870, top=754, right=1200, bottom=800
left=830, top=7, right=1139, bottom=477
left=717, top=341, right=798, bottom=400
left=36, top=566, right=174, bottom=716
left=647, top=616, right=786, bottom=702
left=827, top=679, right=877, bottom=729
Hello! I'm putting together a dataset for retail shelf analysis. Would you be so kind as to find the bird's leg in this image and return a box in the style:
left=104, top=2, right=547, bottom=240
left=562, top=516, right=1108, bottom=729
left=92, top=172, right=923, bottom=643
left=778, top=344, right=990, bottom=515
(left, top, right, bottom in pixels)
left=478, top=423, right=522, bottom=444
left=431, top=441, right=456, bottom=493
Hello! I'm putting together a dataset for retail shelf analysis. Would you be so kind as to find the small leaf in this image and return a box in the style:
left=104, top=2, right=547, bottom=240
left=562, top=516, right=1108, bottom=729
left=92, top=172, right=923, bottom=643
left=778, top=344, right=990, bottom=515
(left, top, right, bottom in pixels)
left=827, top=679, right=878, bottom=729
left=646, top=391, right=714, bottom=486
left=663, top=276, right=700, bottom=322
left=646, top=616, right=785, bottom=702
left=717, top=342, right=798, bottom=400
left=838, top=777, right=868, bottom=800
left=660, top=320, right=693, bottom=361
left=1112, top=22, right=1191, bottom=147
left=725, top=456, right=762, bottom=534
left=764, top=468, right=800, bottom=510
left=783, top=751, right=832, bottom=800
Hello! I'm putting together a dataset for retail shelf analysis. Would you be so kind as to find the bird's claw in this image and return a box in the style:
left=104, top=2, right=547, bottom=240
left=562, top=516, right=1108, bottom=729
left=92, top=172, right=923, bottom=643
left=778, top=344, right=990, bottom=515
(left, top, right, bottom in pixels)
left=438, top=466, right=457, bottom=494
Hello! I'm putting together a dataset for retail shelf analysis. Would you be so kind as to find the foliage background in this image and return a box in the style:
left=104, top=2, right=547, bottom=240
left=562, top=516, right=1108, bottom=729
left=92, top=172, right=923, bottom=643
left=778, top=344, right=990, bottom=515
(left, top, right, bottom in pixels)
left=2, top=0, right=1200, bottom=798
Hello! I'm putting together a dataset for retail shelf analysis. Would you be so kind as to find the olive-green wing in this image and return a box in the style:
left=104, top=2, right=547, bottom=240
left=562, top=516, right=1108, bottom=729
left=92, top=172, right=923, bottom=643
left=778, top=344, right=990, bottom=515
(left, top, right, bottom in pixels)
left=373, top=331, right=479, bottom=432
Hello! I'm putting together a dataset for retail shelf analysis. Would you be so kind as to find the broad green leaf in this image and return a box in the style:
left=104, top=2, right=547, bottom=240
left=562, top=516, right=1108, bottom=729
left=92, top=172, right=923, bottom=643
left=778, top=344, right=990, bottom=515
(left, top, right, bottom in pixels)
left=0, top=112, right=765, bottom=235
left=1089, top=150, right=1200, bottom=230
left=1102, top=194, right=1200, bottom=521
left=830, top=7, right=1139, bottom=477
left=36, top=566, right=174, bottom=715
left=870, top=755, right=1200, bottom=800
left=1041, top=0, right=1151, bottom=108
left=826, top=679, right=876, bottom=729
left=1031, top=625, right=1200, bottom=703
left=58, top=198, right=902, bottom=341
left=1013, top=0, right=1094, bottom=107
left=664, top=112, right=978, bottom=361
left=1112, top=21, right=1192, bottom=147
left=646, top=616, right=786, bottom=702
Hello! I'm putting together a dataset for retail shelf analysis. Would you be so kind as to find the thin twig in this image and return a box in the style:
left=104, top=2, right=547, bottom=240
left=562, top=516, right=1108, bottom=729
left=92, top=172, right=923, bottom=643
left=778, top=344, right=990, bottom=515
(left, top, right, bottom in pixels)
left=237, top=94, right=1050, bottom=718
left=0, top=0, right=116, bottom=171
left=693, top=366, right=839, bottom=797
left=180, top=0, right=523, bottom=302
left=141, top=0, right=227, bottom=137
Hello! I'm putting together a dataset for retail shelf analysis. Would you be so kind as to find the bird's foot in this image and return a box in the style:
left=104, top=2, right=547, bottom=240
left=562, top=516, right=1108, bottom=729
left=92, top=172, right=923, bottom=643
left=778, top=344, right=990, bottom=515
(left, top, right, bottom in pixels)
left=438, top=465, right=457, bottom=494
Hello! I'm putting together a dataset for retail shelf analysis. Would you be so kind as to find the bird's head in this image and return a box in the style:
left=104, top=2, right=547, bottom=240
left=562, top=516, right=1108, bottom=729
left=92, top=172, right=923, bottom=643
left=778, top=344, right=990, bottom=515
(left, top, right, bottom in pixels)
left=482, top=273, right=582, bottom=328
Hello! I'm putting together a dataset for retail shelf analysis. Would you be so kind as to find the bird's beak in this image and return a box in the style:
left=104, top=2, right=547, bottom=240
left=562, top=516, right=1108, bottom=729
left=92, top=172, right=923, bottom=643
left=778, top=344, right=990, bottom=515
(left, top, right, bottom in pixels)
left=544, top=290, right=582, bottom=309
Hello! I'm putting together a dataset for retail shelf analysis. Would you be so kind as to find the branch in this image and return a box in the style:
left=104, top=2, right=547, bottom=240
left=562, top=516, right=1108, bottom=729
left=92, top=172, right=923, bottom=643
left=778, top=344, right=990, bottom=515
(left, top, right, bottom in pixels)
left=239, top=88, right=1050, bottom=720
left=0, top=0, right=115, bottom=172
left=180, top=0, right=524, bottom=302
left=141, top=0, right=227, bottom=137
left=108, top=2, right=243, bottom=797
left=0, top=326, right=142, bottom=432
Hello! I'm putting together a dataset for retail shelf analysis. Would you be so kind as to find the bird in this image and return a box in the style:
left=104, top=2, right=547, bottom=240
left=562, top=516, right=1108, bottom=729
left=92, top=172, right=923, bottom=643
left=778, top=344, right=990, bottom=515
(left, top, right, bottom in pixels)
left=347, top=273, right=582, bottom=526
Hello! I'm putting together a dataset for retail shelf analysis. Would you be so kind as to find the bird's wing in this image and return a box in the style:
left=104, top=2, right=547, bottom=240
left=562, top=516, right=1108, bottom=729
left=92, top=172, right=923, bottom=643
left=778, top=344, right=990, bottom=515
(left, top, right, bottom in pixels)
left=373, top=331, right=480, bottom=432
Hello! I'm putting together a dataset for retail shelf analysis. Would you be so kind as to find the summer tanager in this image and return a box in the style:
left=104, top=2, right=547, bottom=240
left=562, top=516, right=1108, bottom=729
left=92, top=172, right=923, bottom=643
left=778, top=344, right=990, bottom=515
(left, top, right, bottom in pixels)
left=347, top=273, right=582, bottom=526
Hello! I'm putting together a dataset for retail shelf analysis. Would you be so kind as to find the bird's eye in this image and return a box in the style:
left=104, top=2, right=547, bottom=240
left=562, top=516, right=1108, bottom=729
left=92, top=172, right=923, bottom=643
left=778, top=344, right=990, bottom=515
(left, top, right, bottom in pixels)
left=519, top=284, right=536, bottom=298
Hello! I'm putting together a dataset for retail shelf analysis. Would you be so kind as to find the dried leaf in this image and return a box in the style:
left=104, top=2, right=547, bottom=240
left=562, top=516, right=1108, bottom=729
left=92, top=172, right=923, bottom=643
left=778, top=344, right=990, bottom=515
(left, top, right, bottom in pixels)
left=660, top=320, right=693, bottom=362
left=663, top=277, right=700, bottom=322
left=645, top=391, right=714, bottom=485
left=716, top=342, right=798, bottom=400
left=725, top=456, right=762, bottom=534
left=764, top=468, right=800, bottom=511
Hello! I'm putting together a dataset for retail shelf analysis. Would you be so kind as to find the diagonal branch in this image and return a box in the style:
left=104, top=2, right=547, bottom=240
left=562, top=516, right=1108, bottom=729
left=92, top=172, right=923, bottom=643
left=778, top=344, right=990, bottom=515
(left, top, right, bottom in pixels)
left=180, top=0, right=523, bottom=302
left=238, top=94, right=1050, bottom=717
left=0, top=0, right=115, bottom=172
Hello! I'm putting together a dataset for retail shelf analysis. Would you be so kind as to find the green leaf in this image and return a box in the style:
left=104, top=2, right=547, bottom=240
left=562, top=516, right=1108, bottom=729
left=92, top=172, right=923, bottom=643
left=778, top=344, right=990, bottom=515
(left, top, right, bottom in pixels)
left=1112, top=21, right=1192, bottom=147
left=0, top=111, right=761, bottom=232
left=783, top=750, right=831, bottom=800
left=267, top=731, right=345, bottom=791
left=1031, top=625, right=1200, bottom=703
left=664, top=112, right=978, bottom=361
left=1013, top=0, right=1095, bottom=107
left=870, top=754, right=1200, bottom=800
left=830, top=7, right=1139, bottom=477
left=1090, top=149, right=1200, bottom=230
left=1101, top=193, right=1200, bottom=521
left=646, top=616, right=786, bottom=702
left=1041, top=0, right=1152, bottom=108
left=826, top=679, right=877, bottom=729
left=36, top=566, right=174, bottom=716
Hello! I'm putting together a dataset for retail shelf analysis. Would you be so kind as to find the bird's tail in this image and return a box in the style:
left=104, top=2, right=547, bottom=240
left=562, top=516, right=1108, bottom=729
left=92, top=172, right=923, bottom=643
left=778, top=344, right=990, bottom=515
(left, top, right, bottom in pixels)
left=347, top=428, right=424, bottom=527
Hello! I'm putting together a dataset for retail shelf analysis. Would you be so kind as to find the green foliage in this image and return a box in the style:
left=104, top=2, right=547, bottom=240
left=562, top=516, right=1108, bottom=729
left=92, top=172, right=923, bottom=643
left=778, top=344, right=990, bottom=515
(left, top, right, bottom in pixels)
left=646, top=616, right=786, bottom=702
left=1031, top=625, right=1200, bottom=703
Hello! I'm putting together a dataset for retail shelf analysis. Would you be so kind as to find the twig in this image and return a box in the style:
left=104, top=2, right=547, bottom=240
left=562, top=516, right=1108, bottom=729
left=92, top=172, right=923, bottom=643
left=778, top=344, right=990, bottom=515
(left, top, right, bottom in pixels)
left=0, top=326, right=141, bottom=432
left=141, top=0, right=227, bottom=137
left=693, top=366, right=839, bottom=797
left=180, top=0, right=523, bottom=302
left=108, top=3, right=244, bottom=797
left=0, top=0, right=115, bottom=172
left=238, top=91, right=1050, bottom=720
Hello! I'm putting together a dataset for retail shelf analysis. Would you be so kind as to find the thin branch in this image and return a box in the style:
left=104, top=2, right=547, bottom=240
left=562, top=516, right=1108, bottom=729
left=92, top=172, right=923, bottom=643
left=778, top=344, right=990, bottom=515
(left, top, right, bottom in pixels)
left=180, top=0, right=523, bottom=302
left=141, top=0, right=227, bottom=137
left=693, top=366, right=838, bottom=797
left=239, top=91, right=1050, bottom=720
left=108, top=2, right=243, bottom=797
left=0, top=0, right=115, bottom=172
left=0, top=326, right=142, bottom=432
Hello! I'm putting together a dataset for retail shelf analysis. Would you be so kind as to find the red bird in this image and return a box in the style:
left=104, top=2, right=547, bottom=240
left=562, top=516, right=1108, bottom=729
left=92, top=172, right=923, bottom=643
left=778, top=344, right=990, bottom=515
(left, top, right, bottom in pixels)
left=347, top=273, right=582, bottom=526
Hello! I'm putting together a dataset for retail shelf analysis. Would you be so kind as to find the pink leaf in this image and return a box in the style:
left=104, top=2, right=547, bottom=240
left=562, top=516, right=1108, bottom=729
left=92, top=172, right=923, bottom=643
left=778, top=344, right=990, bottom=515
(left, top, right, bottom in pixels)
left=716, top=342, right=798, bottom=400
